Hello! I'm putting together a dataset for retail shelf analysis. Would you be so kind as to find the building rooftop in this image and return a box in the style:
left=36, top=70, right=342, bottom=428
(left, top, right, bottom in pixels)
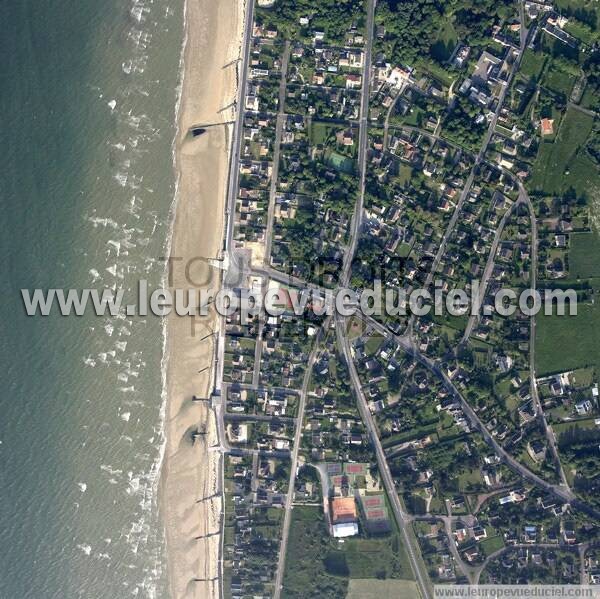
left=332, top=522, right=359, bottom=538
left=540, top=118, right=554, bottom=136
left=331, top=496, right=357, bottom=523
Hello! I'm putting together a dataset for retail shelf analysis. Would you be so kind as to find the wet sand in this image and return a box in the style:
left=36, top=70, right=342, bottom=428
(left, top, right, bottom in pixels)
left=160, top=0, right=243, bottom=597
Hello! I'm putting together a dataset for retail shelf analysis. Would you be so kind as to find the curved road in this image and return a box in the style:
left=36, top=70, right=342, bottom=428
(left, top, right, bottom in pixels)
left=362, top=313, right=600, bottom=522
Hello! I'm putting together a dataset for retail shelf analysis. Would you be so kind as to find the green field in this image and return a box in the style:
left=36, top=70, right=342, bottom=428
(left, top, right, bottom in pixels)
left=520, top=49, right=547, bottom=80
left=480, top=535, right=505, bottom=556
left=543, top=64, right=578, bottom=98
left=570, top=231, right=600, bottom=278
left=554, top=417, right=600, bottom=436
left=430, top=21, right=458, bottom=63
left=326, top=150, right=355, bottom=174
left=564, top=19, right=599, bottom=45
left=365, top=334, right=384, bottom=355
left=382, top=423, right=439, bottom=448
left=282, top=504, right=415, bottom=598
left=554, top=0, right=600, bottom=29
left=570, top=366, right=595, bottom=387
left=536, top=300, right=600, bottom=376
left=394, top=105, right=425, bottom=127
left=281, top=506, right=348, bottom=599
left=530, top=107, right=596, bottom=196
left=309, top=121, right=340, bottom=146
left=341, top=534, right=414, bottom=579
left=457, top=467, right=483, bottom=491
left=346, top=579, right=420, bottom=599
left=398, top=164, right=414, bottom=186
left=416, top=59, right=455, bottom=88
left=581, top=84, right=600, bottom=111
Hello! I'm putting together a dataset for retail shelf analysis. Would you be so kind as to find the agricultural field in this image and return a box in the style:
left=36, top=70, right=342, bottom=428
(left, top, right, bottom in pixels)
left=530, top=106, right=596, bottom=196
left=341, top=534, right=414, bottom=579
left=346, top=579, right=420, bottom=599
left=536, top=299, right=600, bottom=376
left=569, top=231, right=600, bottom=279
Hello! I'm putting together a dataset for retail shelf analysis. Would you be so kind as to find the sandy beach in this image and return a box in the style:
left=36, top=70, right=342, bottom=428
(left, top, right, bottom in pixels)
left=160, top=1, right=243, bottom=598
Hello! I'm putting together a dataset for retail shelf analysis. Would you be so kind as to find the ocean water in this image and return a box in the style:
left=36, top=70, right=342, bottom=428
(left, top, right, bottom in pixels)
left=0, top=0, right=184, bottom=597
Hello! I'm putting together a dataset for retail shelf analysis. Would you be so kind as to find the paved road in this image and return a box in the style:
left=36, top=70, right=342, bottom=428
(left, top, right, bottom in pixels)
left=521, top=187, right=571, bottom=490
left=223, top=0, right=255, bottom=255
left=475, top=168, right=571, bottom=493
left=273, top=321, right=329, bottom=599
left=269, top=4, right=434, bottom=594
left=263, top=9, right=557, bottom=596
left=252, top=319, right=263, bottom=387
left=462, top=197, right=524, bottom=342
left=579, top=542, right=590, bottom=584
left=251, top=451, right=259, bottom=493
left=411, top=513, right=474, bottom=582
left=223, top=412, right=296, bottom=425
left=417, top=13, right=534, bottom=308
left=264, top=41, right=291, bottom=265
left=214, top=0, right=257, bottom=547
left=213, top=0, right=255, bottom=478
left=213, top=6, right=264, bottom=586
left=382, top=84, right=406, bottom=151
left=335, top=316, right=433, bottom=599
left=341, top=0, right=376, bottom=282
left=251, top=265, right=323, bottom=295
left=215, top=2, right=593, bottom=595
left=399, top=5, right=578, bottom=512
left=361, top=314, right=600, bottom=523
left=473, top=541, right=586, bottom=585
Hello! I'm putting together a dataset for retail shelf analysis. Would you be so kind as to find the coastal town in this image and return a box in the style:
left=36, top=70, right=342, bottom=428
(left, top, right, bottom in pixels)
left=197, top=0, right=600, bottom=597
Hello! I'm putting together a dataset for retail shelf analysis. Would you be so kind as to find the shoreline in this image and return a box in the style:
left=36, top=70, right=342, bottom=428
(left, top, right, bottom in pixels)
left=159, top=1, right=243, bottom=598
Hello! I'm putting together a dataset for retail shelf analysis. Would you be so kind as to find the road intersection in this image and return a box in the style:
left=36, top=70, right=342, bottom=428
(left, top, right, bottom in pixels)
left=210, top=1, right=595, bottom=596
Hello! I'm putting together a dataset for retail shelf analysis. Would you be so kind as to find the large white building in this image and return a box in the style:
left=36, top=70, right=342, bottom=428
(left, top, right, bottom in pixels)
left=332, top=522, right=359, bottom=538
